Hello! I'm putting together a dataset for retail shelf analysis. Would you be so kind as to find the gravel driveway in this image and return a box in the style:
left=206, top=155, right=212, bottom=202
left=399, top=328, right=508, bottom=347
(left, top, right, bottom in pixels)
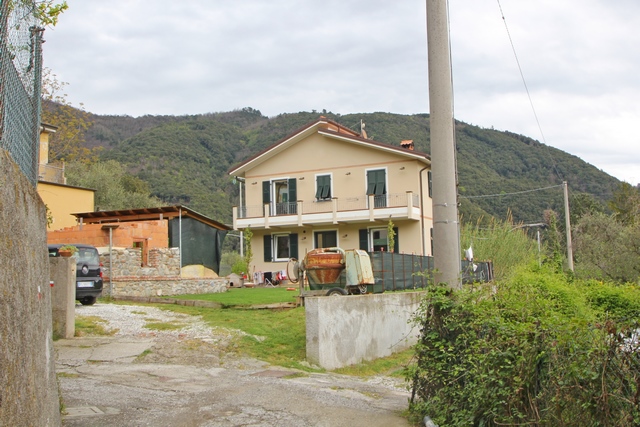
left=55, top=303, right=413, bottom=426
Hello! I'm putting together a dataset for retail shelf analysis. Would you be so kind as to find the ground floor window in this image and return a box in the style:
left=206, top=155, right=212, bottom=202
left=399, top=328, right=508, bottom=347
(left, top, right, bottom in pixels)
left=359, top=227, right=399, bottom=252
left=264, top=233, right=298, bottom=262
left=314, top=230, right=337, bottom=248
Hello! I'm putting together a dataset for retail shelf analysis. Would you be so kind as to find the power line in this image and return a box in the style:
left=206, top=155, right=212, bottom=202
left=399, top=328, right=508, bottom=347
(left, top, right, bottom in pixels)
left=495, top=0, right=563, bottom=182
left=461, top=184, right=563, bottom=200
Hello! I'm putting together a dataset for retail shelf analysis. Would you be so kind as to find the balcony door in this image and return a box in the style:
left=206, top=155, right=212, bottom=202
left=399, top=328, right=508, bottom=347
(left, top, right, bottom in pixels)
left=263, top=178, right=297, bottom=216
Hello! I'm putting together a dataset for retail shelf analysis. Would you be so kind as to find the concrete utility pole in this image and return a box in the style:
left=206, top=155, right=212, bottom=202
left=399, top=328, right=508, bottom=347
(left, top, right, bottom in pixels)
left=563, top=181, right=574, bottom=272
left=426, top=0, right=461, bottom=288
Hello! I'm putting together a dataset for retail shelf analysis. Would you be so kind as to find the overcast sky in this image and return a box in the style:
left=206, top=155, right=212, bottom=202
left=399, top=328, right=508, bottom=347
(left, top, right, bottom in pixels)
left=43, top=0, right=639, bottom=186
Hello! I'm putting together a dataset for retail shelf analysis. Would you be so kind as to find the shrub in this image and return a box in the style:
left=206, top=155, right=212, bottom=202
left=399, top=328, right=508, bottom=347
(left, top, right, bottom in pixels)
left=408, top=266, right=640, bottom=426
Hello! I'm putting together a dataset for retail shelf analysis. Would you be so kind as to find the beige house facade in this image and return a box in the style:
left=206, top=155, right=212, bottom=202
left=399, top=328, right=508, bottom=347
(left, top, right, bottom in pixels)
left=229, top=117, right=433, bottom=274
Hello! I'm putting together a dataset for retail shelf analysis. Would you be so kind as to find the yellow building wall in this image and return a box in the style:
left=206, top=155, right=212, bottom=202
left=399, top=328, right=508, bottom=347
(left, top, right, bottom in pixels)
left=37, top=182, right=95, bottom=230
left=240, top=132, right=433, bottom=274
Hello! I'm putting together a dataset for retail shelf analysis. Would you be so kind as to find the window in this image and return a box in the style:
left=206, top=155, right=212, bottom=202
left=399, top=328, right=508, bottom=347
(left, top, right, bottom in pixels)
left=315, top=174, right=331, bottom=200
left=366, top=169, right=387, bottom=207
left=314, top=230, right=337, bottom=248
left=359, top=227, right=399, bottom=252
left=262, top=178, right=297, bottom=215
left=264, top=233, right=298, bottom=262
left=371, top=228, right=389, bottom=252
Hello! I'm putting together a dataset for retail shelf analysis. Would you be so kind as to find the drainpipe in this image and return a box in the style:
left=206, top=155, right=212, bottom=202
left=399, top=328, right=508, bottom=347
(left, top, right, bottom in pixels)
left=419, top=165, right=429, bottom=256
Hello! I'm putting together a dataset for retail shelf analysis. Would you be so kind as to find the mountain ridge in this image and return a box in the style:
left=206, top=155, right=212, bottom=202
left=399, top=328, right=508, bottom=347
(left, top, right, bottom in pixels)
left=81, top=108, right=619, bottom=224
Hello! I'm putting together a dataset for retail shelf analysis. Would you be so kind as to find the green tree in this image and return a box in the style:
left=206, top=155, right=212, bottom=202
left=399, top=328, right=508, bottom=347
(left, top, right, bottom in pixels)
left=65, top=160, right=163, bottom=211
left=569, top=192, right=604, bottom=226
left=41, top=68, right=98, bottom=163
left=573, top=212, right=640, bottom=283
left=608, top=182, right=640, bottom=226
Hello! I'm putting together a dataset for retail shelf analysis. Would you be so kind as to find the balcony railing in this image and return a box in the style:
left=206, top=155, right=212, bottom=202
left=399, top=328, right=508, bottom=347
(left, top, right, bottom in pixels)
left=236, top=192, right=422, bottom=221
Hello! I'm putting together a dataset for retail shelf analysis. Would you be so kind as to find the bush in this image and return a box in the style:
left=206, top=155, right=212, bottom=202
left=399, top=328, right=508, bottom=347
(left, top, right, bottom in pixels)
left=408, top=265, right=640, bottom=426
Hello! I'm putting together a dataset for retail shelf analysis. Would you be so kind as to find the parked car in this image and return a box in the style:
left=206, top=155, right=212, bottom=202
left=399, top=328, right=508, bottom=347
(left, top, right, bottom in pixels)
left=48, top=244, right=103, bottom=305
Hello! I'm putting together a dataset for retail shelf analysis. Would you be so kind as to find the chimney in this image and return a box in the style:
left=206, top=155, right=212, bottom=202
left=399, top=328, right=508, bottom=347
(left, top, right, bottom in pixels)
left=400, top=140, right=414, bottom=150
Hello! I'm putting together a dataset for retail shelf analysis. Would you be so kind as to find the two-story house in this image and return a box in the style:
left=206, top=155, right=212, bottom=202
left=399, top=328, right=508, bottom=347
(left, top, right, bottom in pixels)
left=229, top=117, right=433, bottom=275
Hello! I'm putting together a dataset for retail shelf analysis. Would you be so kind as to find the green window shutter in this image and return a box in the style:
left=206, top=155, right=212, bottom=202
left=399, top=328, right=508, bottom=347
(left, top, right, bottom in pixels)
left=288, top=178, right=297, bottom=214
left=262, top=181, right=270, bottom=204
left=289, top=233, right=298, bottom=259
left=393, top=227, right=399, bottom=253
left=359, top=229, right=369, bottom=251
left=288, top=178, right=297, bottom=202
left=366, top=170, right=376, bottom=195
left=428, top=171, right=432, bottom=198
left=263, top=235, right=272, bottom=262
left=374, top=170, right=386, bottom=195
left=316, top=175, right=331, bottom=199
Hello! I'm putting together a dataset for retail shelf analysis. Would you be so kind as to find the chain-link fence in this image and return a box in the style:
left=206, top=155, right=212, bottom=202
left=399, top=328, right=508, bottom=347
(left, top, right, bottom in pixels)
left=0, top=0, right=43, bottom=186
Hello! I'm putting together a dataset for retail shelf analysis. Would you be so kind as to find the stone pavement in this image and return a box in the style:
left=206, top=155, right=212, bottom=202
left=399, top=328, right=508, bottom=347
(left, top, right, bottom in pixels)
left=55, top=336, right=414, bottom=426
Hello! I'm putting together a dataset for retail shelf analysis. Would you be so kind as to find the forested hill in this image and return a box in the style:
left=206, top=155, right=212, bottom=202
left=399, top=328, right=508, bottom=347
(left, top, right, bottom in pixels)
left=87, top=108, right=620, bottom=224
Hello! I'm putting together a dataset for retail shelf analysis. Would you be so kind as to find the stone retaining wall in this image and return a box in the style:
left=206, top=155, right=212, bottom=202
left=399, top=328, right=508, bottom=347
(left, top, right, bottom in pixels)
left=111, top=276, right=228, bottom=297
left=101, top=247, right=228, bottom=297
left=101, top=247, right=181, bottom=279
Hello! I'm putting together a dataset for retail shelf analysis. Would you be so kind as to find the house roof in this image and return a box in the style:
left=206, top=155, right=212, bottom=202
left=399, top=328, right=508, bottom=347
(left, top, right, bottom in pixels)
left=227, top=117, right=430, bottom=176
left=72, top=205, right=231, bottom=230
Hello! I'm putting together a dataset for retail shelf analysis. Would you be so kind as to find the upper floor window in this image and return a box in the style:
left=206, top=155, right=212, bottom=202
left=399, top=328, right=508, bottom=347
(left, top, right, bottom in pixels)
left=366, top=169, right=387, bottom=208
left=315, top=174, right=332, bottom=201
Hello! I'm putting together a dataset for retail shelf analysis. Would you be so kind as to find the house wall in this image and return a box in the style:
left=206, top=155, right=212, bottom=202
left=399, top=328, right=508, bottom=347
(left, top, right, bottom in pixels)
left=47, top=220, right=169, bottom=249
left=250, top=220, right=426, bottom=275
left=240, top=132, right=432, bottom=274
left=0, top=150, right=61, bottom=426
left=245, top=133, right=425, bottom=201
left=38, top=181, right=95, bottom=230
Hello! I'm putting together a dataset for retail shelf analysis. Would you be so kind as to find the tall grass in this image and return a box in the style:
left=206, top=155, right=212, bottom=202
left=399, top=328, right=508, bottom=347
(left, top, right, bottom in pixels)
left=461, top=214, right=539, bottom=280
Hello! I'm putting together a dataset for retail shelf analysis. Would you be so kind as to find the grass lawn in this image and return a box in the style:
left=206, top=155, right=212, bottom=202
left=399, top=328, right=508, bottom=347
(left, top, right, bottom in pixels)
left=171, top=287, right=299, bottom=307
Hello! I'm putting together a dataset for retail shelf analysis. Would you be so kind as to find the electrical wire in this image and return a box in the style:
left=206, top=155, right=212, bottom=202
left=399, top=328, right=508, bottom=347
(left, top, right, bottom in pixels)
left=461, top=183, right=563, bottom=200
left=496, top=0, right=563, bottom=182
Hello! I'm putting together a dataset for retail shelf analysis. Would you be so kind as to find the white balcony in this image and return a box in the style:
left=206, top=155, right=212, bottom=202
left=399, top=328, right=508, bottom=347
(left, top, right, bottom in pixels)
left=233, top=192, right=421, bottom=230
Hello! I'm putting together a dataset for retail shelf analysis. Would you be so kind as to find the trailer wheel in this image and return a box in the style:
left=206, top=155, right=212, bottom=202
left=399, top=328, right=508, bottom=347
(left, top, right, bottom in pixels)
left=326, top=287, right=347, bottom=296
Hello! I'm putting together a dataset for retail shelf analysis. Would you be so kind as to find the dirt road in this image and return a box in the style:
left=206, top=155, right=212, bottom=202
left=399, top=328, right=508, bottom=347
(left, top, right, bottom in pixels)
left=55, top=304, right=413, bottom=426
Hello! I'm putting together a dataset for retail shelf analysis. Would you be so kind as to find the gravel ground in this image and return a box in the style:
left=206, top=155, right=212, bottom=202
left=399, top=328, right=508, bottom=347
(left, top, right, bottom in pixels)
left=76, top=303, right=255, bottom=341
left=59, top=303, right=414, bottom=426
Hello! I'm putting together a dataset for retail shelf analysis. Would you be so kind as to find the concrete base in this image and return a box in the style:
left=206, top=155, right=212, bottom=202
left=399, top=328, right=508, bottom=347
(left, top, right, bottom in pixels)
left=50, top=257, right=76, bottom=339
left=305, top=291, right=424, bottom=370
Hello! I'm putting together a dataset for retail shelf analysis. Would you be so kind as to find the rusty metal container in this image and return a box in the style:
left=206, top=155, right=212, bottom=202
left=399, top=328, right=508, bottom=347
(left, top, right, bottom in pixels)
left=304, top=248, right=345, bottom=285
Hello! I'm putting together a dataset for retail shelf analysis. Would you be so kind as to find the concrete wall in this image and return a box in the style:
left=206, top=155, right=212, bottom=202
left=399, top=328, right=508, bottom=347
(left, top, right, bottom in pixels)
left=305, top=292, right=424, bottom=370
left=50, top=257, right=76, bottom=339
left=0, top=149, right=61, bottom=426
